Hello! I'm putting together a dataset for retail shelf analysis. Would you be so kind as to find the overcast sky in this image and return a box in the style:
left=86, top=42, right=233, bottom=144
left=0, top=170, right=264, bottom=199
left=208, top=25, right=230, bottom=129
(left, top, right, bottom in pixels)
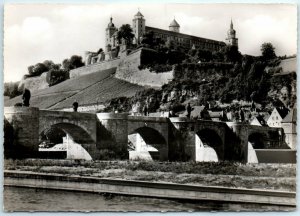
left=4, top=3, right=297, bottom=82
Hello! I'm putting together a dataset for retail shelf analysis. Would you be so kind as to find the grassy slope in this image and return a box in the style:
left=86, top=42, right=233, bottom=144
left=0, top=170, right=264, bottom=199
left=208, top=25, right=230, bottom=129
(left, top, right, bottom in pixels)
left=4, top=68, right=145, bottom=109
left=51, top=76, right=145, bottom=110
left=4, top=159, right=296, bottom=192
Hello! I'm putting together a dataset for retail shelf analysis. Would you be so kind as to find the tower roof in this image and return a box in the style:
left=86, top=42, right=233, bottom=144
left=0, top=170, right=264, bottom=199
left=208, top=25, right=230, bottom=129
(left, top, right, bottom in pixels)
left=228, top=19, right=236, bottom=35
left=135, top=11, right=144, bottom=17
left=107, top=17, right=115, bottom=28
left=169, top=19, right=180, bottom=27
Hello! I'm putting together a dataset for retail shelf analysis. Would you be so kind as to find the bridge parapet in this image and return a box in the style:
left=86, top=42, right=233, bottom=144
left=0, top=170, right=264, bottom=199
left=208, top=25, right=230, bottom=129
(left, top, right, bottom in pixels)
left=128, top=115, right=169, bottom=123
left=39, top=109, right=97, bottom=143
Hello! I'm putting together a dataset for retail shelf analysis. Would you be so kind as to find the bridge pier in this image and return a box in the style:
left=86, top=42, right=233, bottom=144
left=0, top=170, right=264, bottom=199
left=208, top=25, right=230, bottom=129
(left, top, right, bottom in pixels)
left=96, top=113, right=128, bottom=159
left=169, top=117, right=196, bottom=161
left=4, top=107, right=40, bottom=158
left=225, top=122, right=249, bottom=163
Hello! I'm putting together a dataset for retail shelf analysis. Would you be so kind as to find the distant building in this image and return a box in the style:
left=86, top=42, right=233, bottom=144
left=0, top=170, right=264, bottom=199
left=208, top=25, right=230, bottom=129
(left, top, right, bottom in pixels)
left=105, top=10, right=237, bottom=53
left=250, top=115, right=268, bottom=126
left=267, top=107, right=289, bottom=128
left=281, top=108, right=297, bottom=149
left=209, top=110, right=225, bottom=122
left=226, top=19, right=238, bottom=48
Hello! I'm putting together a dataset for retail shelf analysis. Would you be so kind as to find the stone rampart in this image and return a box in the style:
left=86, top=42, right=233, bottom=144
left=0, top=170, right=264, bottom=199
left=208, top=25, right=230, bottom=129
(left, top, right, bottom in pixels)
left=69, top=58, right=121, bottom=78
left=18, top=72, right=49, bottom=93
left=115, top=48, right=173, bottom=87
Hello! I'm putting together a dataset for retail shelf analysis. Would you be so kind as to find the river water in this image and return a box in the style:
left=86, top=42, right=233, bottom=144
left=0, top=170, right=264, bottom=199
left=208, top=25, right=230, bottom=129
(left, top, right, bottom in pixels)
left=4, top=186, right=291, bottom=212
left=4, top=186, right=213, bottom=212
left=3, top=186, right=268, bottom=212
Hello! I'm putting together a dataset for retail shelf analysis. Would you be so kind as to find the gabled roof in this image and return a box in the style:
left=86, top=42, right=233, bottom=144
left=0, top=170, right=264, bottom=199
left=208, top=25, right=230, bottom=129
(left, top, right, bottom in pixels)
left=282, top=108, right=297, bottom=123
left=255, top=115, right=268, bottom=126
left=275, top=107, right=289, bottom=119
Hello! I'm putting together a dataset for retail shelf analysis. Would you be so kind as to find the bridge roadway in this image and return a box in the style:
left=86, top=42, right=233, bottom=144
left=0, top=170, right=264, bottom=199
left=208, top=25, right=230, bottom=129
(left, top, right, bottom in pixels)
left=4, top=107, right=285, bottom=162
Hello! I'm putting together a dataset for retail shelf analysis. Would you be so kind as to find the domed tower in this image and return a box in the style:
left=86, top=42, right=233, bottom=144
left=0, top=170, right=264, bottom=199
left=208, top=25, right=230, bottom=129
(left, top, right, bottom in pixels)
left=169, top=18, right=180, bottom=33
left=226, top=19, right=238, bottom=48
left=105, top=17, right=117, bottom=51
left=132, top=10, right=145, bottom=45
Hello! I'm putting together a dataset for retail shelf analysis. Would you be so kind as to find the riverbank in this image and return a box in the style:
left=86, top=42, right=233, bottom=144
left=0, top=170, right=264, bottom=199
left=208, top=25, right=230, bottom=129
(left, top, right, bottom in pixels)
left=4, top=170, right=296, bottom=209
left=4, top=159, right=296, bottom=192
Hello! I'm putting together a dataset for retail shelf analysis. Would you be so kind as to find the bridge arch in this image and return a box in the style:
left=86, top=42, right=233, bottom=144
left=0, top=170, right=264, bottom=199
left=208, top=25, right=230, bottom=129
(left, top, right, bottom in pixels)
left=128, top=126, right=168, bottom=161
left=248, top=132, right=267, bottom=149
left=195, top=128, right=224, bottom=161
left=40, top=123, right=95, bottom=145
left=39, top=122, right=95, bottom=160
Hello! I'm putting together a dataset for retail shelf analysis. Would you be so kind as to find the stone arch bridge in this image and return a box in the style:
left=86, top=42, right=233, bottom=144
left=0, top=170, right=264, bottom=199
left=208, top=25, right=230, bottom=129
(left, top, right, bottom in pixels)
left=4, top=107, right=284, bottom=162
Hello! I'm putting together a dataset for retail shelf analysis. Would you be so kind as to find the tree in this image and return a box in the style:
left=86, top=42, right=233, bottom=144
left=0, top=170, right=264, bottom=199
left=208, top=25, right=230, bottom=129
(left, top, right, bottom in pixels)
left=117, top=24, right=134, bottom=45
left=31, top=63, right=48, bottom=76
left=43, top=60, right=61, bottom=70
left=27, top=65, right=34, bottom=75
left=141, top=31, right=165, bottom=49
left=4, top=82, right=22, bottom=98
left=221, top=45, right=242, bottom=63
left=46, top=68, right=69, bottom=86
left=261, top=42, right=276, bottom=61
left=62, top=55, right=84, bottom=71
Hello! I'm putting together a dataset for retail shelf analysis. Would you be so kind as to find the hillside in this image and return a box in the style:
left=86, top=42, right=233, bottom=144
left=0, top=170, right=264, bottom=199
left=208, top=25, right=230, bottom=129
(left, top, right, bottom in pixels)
left=4, top=68, right=145, bottom=110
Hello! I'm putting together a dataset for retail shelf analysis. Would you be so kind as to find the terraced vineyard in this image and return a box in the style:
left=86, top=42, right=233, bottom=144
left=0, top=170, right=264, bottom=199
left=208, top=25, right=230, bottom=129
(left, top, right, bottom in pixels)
left=5, top=68, right=145, bottom=110
left=51, top=76, right=145, bottom=110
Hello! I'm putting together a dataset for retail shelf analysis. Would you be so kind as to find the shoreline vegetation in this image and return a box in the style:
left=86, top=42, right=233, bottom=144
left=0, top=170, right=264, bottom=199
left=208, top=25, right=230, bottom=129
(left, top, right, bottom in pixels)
left=4, top=159, right=296, bottom=192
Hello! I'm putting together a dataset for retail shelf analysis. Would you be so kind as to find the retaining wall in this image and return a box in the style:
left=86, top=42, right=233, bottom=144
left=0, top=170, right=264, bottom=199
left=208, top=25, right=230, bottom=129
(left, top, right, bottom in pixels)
left=4, top=171, right=296, bottom=207
left=255, top=149, right=296, bottom=163
left=115, top=49, right=173, bottom=87
left=69, top=58, right=121, bottom=78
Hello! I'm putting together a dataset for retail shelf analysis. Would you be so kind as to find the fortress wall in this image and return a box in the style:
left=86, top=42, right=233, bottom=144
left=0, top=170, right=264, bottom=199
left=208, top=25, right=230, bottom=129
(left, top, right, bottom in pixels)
left=279, top=57, right=297, bottom=73
left=115, top=49, right=173, bottom=87
left=70, top=58, right=121, bottom=78
left=18, top=72, right=49, bottom=93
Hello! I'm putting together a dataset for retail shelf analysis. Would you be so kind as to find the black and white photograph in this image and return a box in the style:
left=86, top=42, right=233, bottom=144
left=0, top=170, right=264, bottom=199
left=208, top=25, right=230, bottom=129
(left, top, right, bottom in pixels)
left=2, top=1, right=297, bottom=212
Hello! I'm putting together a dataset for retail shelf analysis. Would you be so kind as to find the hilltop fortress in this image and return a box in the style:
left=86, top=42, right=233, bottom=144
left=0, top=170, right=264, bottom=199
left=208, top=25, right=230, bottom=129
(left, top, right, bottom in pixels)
left=7, top=11, right=241, bottom=111
left=84, top=10, right=238, bottom=65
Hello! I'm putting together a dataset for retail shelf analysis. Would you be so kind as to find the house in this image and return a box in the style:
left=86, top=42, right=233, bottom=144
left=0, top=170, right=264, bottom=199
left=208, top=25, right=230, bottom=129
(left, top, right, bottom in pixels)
left=267, top=107, right=289, bottom=128
left=281, top=108, right=297, bottom=149
left=250, top=115, right=268, bottom=126
left=209, top=110, right=225, bottom=122
left=179, top=105, right=205, bottom=119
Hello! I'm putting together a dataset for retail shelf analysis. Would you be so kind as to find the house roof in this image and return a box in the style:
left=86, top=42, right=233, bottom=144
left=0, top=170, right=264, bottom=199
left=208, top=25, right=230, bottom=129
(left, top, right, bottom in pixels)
left=255, top=115, right=268, bottom=126
left=275, top=107, right=289, bottom=119
left=282, top=108, right=297, bottom=123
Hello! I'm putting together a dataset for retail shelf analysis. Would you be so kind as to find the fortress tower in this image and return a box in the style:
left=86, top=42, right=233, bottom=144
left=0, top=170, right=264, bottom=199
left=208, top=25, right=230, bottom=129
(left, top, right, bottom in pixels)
left=105, top=17, right=117, bottom=51
left=132, top=10, right=145, bottom=45
left=169, top=18, right=180, bottom=33
left=226, top=19, right=238, bottom=48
